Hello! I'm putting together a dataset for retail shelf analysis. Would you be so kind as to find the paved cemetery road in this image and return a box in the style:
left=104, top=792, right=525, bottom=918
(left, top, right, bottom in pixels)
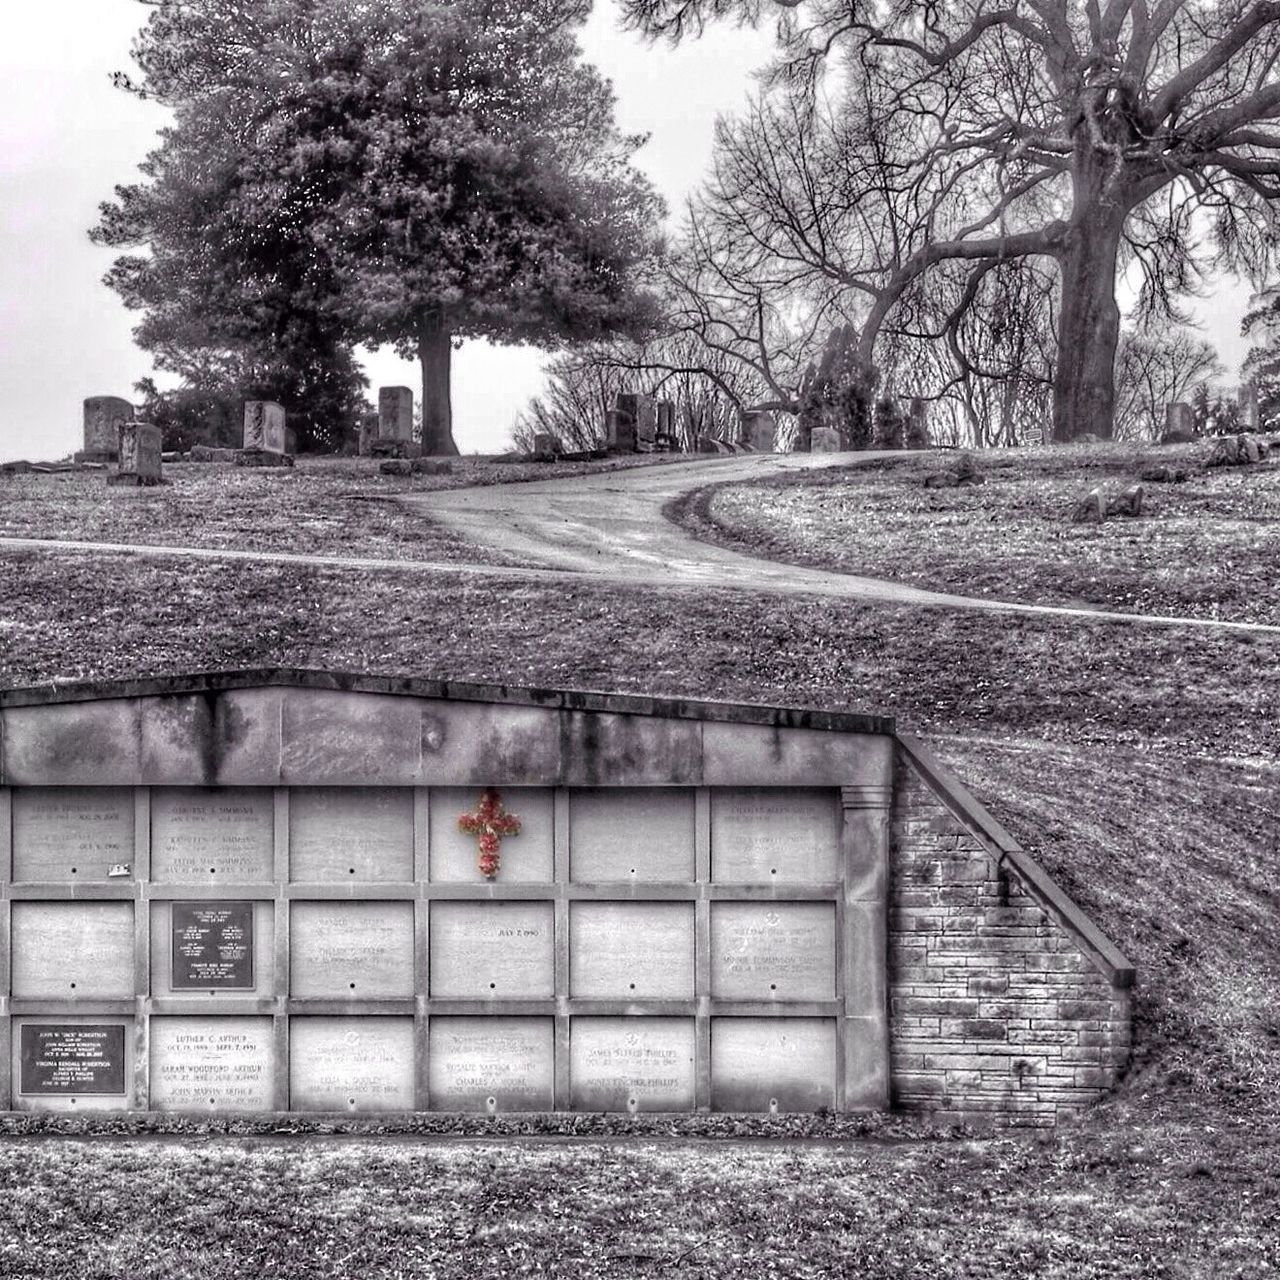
left=3, top=450, right=1277, bottom=634
left=401, top=451, right=1280, bottom=635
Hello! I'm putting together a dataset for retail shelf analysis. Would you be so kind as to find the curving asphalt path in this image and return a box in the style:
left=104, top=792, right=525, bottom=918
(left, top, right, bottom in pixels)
left=2, top=450, right=1276, bottom=634
left=406, top=451, right=1280, bottom=635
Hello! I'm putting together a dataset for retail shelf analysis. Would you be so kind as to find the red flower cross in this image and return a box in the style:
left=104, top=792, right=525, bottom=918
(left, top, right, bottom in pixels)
left=457, top=788, right=522, bottom=880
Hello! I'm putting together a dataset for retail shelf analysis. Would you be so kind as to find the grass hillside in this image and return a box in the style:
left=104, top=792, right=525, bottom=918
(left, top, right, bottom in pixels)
left=1, top=448, right=1277, bottom=1277
left=669, top=440, right=1280, bottom=624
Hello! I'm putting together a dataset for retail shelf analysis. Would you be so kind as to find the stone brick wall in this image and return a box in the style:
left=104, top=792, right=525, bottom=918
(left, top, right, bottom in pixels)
left=889, top=748, right=1132, bottom=1125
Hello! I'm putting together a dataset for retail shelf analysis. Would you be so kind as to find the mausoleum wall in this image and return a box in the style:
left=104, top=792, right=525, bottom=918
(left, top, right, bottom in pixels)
left=889, top=739, right=1133, bottom=1126
left=0, top=673, right=1132, bottom=1124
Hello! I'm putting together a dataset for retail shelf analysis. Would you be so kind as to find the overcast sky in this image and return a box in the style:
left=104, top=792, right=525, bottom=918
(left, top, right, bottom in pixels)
left=0, top=2, right=1252, bottom=462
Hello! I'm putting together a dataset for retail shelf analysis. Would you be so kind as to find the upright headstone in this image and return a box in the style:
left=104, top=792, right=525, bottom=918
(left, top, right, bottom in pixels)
left=906, top=398, right=930, bottom=449
left=1239, top=381, right=1260, bottom=431
left=81, top=397, right=133, bottom=461
left=358, top=413, right=378, bottom=457
left=606, top=400, right=637, bottom=452
left=108, top=422, right=163, bottom=486
left=811, top=426, right=842, bottom=453
left=283, top=426, right=298, bottom=457
left=242, top=401, right=287, bottom=454
left=378, top=387, right=414, bottom=442
left=532, top=432, right=559, bottom=458
left=636, top=395, right=657, bottom=448
left=743, top=411, right=776, bottom=453
left=1163, top=402, right=1195, bottom=442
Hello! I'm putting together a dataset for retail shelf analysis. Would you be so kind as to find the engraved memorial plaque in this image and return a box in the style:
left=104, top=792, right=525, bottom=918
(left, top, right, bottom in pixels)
left=428, top=1017, right=554, bottom=1110
left=171, top=902, right=254, bottom=990
left=711, top=1017, right=836, bottom=1112
left=429, top=787, right=554, bottom=882
left=19, top=1024, right=127, bottom=1095
left=151, top=788, right=274, bottom=882
left=289, top=1017, right=415, bottom=1111
left=570, top=903, right=695, bottom=999
left=11, top=788, right=134, bottom=882
left=569, top=789, right=695, bottom=882
left=711, top=789, right=840, bottom=883
left=290, top=902, right=415, bottom=998
left=570, top=1018, right=696, bottom=1112
left=10, top=902, right=134, bottom=998
left=710, top=903, right=836, bottom=1001
left=150, top=1017, right=274, bottom=1111
left=289, top=788, right=413, bottom=882
left=429, top=902, right=554, bottom=998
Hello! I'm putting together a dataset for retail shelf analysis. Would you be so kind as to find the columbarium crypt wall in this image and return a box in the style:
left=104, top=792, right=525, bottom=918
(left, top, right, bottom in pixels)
left=0, top=672, right=1133, bottom=1124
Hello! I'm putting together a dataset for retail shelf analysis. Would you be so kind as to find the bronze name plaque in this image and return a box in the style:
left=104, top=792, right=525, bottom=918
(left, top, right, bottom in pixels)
left=20, top=1025, right=126, bottom=1095
left=171, top=903, right=255, bottom=990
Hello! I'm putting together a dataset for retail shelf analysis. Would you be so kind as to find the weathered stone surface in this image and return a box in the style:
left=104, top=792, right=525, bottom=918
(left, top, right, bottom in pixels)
left=150, top=1016, right=274, bottom=1112
left=1069, top=487, right=1107, bottom=523
left=242, top=401, right=287, bottom=454
left=280, top=689, right=426, bottom=784
left=606, top=408, right=636, bottom=452
left=1205, top=433, right=1267, bottom=467
left=82, top=396, right=132, bottom=457
left=531, top=432, right=559, bottom=459
left=429, top=1017, right=554, bottom=1111
left=810, top=426, right=842, bottom=453
left=570, top=903, right=695, bottom=998
left=289, top=787, right=414, bottom=881
left=379, top=459, right=413, bottom=476
left=378, top=387, right=414, bottom=442
left=290, top=1017, right=415, bottom=1111
left=560, top=711, right=702, bottom=786
left=1138, top=463, right=1188, bottom=483
left=235, top=449, right=294, bottom=468
left=290, top=901, right=415, bottom=998
left=414, top=458, right=453, bottom=475
left=571, top=1017, right=696, bottom=1112
left=702, top=724, right=891, bottom=788
left=1162, top=402, right=1194, bottom=443
left=11, top=788, right=135, bottom=882
left=109, top=422, right=163, bottom=486
left=1106, top=484, right=1144, bottom=518
left=11, top=902, right=135, bottom=998
left=742, top=411, right=776, bottom=453
left=711, top=788, right=840, bottom=882
left=189, top=445, right=239, bottom=463
left=711, top=1018, right=836, bottom=1112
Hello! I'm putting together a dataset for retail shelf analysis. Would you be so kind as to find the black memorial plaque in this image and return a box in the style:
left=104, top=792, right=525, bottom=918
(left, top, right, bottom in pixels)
left=20, top=1024, right=126, bottom=1095
left=171, top=902, right=255, bottom=989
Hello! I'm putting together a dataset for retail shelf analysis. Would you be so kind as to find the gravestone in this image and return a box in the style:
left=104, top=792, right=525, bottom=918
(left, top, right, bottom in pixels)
left=108, top=422, right=163, bottom=487
left=378, top=387, right=414, bottom=442
left=1239, top=381, right=1260, bottom=430
left=743, top=411, right=776, bottom=453
left=0, top=672, right=1135, bottom=1124
left=358, top=413, right=378, bottom=457
left=811, top=426, right=842, bottom=453
left=243, top=401, right=287, bottom=454
left=1163, top=402, right=1195, bottom=442
left=532, top=432, right=559, bottom=458
left=80, top=397, right=132, bottom=461
left=606, top=408, right=636, bottom=452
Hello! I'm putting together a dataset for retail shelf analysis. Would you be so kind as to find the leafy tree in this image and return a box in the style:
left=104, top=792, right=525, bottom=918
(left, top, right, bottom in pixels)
left=625, top=0, right=1280, bottom=442
left=101, top=0, right=665, bottom=454
left=93, top=81, right=369, bottom=452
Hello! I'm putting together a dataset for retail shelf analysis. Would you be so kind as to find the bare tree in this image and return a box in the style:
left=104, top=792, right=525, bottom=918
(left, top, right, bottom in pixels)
left=1114, top=327, right=1224, bottom=438
left=625, top=0, right=1280, bottom=441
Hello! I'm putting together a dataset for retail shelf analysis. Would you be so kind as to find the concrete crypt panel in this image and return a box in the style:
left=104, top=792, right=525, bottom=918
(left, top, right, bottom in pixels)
left=0, top=672, right=1132, bottom=1123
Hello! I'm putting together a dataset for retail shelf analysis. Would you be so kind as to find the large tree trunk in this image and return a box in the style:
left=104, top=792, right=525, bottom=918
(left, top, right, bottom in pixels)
left=418, top=317, right=459, bottom=457
left=1052, top=191, right=1126, bottom=443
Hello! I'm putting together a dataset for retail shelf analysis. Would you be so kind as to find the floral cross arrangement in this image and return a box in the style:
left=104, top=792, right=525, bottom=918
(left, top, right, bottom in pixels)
left=457, top=788, right=522, bottom=880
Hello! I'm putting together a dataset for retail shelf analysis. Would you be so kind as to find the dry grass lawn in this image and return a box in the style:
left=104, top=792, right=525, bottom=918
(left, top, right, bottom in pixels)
left=669, top=441, right=1280, bottom=625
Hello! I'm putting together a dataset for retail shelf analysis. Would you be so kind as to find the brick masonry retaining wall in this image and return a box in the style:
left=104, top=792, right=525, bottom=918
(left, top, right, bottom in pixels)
left=889, top=748, right=1132, bottom=1125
